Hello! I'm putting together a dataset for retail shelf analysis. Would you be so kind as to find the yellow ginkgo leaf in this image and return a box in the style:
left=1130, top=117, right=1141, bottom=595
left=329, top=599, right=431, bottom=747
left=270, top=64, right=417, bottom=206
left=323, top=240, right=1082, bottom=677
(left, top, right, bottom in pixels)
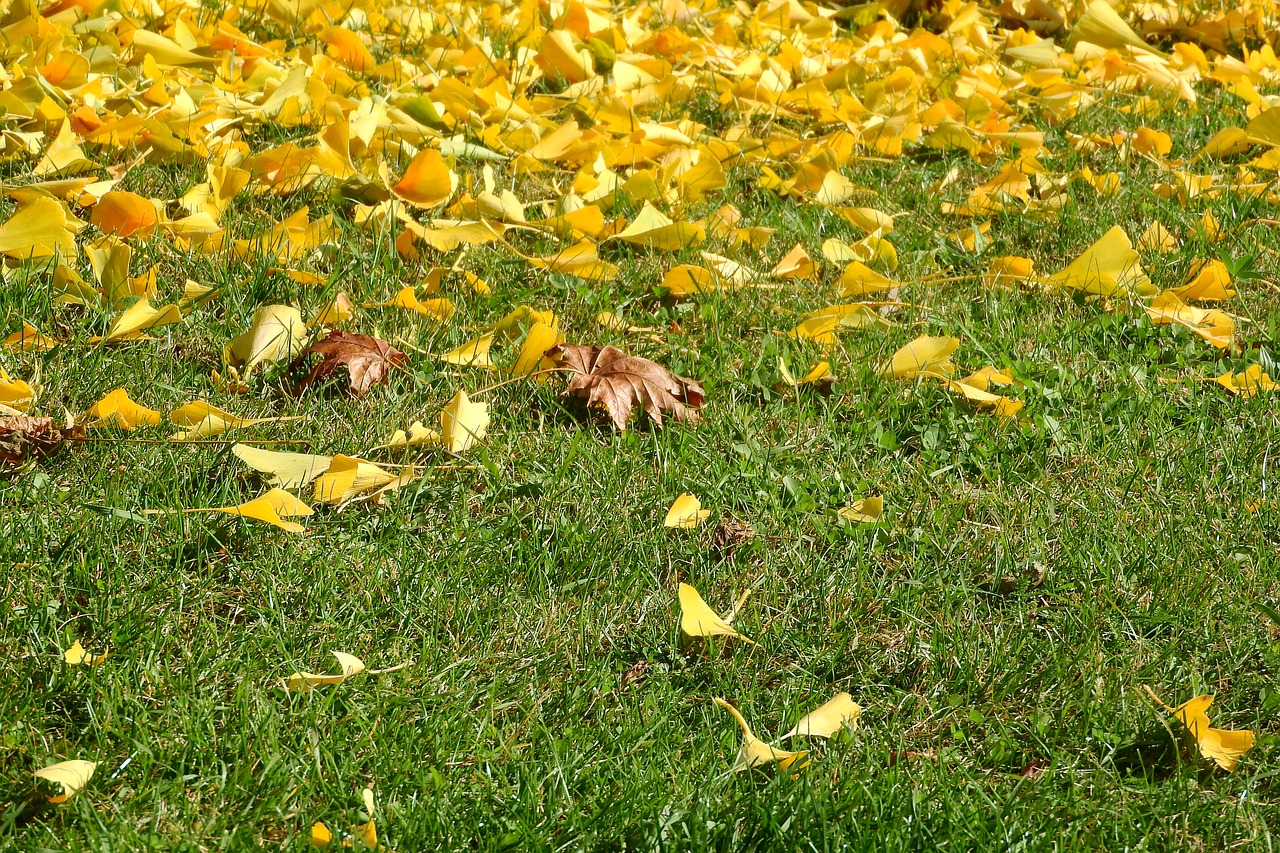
left=313, top=293, right=355, bottom=328
left=233, top=444, right=335, bottom=489
left=838, top=497, right=883, bottom=523
left=781, top=693, right=863, bottom=739
left=1144, top=687, right=1254, bottom=772
left=0, top=368, right=36, bottom=411
left=510, top=322, right=563, bottom=378
left=985, top=256, right=1035, bottom=288
left=1137, top=221, right=1179, bottom=253
left=880, top=335, right=960, bottom=379
left=664, top=494, right=710, bottom=528
left=285, top=651, right=366, bottom=692
left=440, top=390, right=489, bottom=453
left=1144, top=291, right=1234, bottom=349
left=3, top=321, right=59, bottom=352
left=382, top=421, right=443, bottom=449
left=374, top=287, right=455, bottom=323
left=611, top=203, right=704, bottom=250
left=34, top=759, right=97, bottom=804
left=1068, top=0, right=1164, bottom=56
left=310, top=822, right=332, bottom=847
left=837, top=261, right=898, bottom=298
left=595, top=312, right=656, bottom=333
left=1170, top=260, right=1235, bottom=302
left=1046, top=226, right=1154, bottom=297
left=63, top=640, right=108, bottom=666
left=714, top=698, right=809, bottom=773
left=1215, top=365, right=1276, bottom=398
left=778, top=358, right=833, bottom=389
left=313, top=455, right=398, bottom=504
left=960, top=366, right=1015, bottom=391
left=661, top=264, right=722, bottom=297
left=94, top=299, right=184, bottom=344
left=938, top=375, right=1025, bottom=417
left=184, top=487, right=314, bottom=533
left=0, top=195, right=79, bottom=260
left=391, top=149, right=457, bottom=207
left=678, top=583, right=755, bottom=645
left=442, top=334, right=495, bottom=369
left=791, top=305, right=892, bottom=344
left=170, top=401, right=295, bottom=440
left=84, top=389, right=163, bottom=429
left=771, top=244, right=816, bottom=280
left=357, top=819, right=377, bottom=848
left=224, top=305, right=308, bottom=374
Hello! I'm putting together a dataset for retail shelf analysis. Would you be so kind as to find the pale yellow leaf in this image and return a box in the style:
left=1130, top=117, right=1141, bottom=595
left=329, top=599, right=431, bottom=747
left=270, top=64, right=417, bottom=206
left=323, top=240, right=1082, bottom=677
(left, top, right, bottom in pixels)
left=664, top=493, right=710, bottom=528
left=678, top=583, right=754, bottom=644
left=34, top=759, right=96, bottom=804
left=285, top=651, right=366, bottom=692
left=233, top=444, right=333, bottom=489
left=781, top=693, right=863, bottom=739
left=440, top=390, right=488, bottom=452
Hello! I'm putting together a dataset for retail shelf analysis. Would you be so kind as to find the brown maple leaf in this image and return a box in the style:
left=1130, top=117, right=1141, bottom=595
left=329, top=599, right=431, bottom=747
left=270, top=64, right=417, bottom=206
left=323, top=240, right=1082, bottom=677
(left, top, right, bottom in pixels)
left=549, top=344, right=704, bottom=431
left=288, top=330, right=408, bottom=396
left=0, top=416, right=64, bottom=465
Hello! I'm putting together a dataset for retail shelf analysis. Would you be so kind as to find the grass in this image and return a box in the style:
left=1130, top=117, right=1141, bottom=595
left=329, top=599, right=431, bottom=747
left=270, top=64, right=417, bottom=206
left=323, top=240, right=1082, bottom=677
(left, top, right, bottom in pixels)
left=4, top=43, right=1280, bottom=853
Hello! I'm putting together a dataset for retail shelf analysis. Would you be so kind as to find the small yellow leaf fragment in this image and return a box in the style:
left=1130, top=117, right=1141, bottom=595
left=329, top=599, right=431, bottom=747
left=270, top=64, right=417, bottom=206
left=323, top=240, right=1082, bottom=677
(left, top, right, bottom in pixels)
left=1137, top=221, right=1179, bottom=253
left=678, top=584, right=754, bottom=645
left=771, top=244, right=816, bottom=280
left=441, top=334, right=495, bottom=369
left=63, top=640, right=108, bottom=667
left=34, top=759, right=96, bottom=804
left=375, top=288, right=455, bottom=323
left=313, top=293, right=355, bottom=328
left=713, top=698, right=808, bottom=773
left=392, top=149, right=457, bottom=208
left=664, top=493, right=710, bottom=529
left=1145, top=292, right=1234, bottom=349
left=880, top=335, right=960, bottom=379
left=440, top=390, right=489, bottom=453
left=382, top=421, right=442, bottom=449
left=357, top=819, right=377, bottom=848
left=791, top=305, right=891, bottom=344
left=1171, top=260, right=1235, bottom=302
left=661, top=264, right=721, bottom=297
left=838, top=497, right=883, bottom=523
left=510, top=322, right=563, bottom=378
left=310, top=822, right=332, bottom=847
left=170, top=401, right=293, bottom=440
left=0, top=368, right=35, bottom=411
left=285, top=651, right=366, bottom=693
left=985, top=256, right=1035, bottom=288
left=782, top=693, right=863, bottom=739
left=85, top=389, right=163, bottom=429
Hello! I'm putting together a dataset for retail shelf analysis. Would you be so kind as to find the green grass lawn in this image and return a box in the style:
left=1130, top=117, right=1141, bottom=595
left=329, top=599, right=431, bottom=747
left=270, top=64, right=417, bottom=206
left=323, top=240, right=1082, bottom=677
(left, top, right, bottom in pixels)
left=5, top=5, right=1280, bottom=850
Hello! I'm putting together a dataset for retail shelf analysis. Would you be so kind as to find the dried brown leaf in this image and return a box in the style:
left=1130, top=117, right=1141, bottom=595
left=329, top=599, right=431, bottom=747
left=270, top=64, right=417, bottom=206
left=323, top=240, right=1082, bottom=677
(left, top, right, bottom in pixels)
left=549, top=344, right=704, bottom=431
left=289, top=330, right=408, bottom=396
left=0, top=416, right=65, bottom=464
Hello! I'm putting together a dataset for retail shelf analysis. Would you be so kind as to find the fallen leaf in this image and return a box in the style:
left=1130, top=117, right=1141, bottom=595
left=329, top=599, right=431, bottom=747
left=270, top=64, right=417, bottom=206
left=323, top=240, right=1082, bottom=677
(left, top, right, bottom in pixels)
left=84, top=389, right=162, bottom=429
left=665, top=493, right=710, bottom=528
left=391, top=149, right=457, bottom=207
left=233, top=444, right=334, bottom=488
left=34, top=759, right=96, bottom=804
left=285, top=651, right=366, bottom=692
left=1144, top=687, right=1254, bottom=771
left=678, top=583, right=754, bottom=645
left=440, top=389, right=489, bottom=452
left=1145, top=291, right=1234, bottom=349
left=310, top=822, right=332, bottom=847
left=313, top=293, right=355, bottom=328
left=0, top=416, right=63, bottom=464
left=373, top=287, right=455, bottom=322
left=91, top=191, right=160, bottom=238
left=183, top=487, right=314, bottom=532
left=0, top=369, right=36, bottom=411
left=225, top=305, right=309, bottom=375
left=289, top=331, right=409, bottom=396
left=880, top=335, right=960, bottom=379
left=313, top=455, right=399, bottom=503
left=1215, top=365, right=1276, bottom=398
left=713, top=698, right=808, bottom=773
left=781, top=693, right=862, bottom=739
left=441, top=334, right=496, bottom=368
left=1171, top=260, right=1235, bottom=302
left=610, top=203, right=704, bottom=250
left=838, top=497, right=883, bottom=523
left=3, top=321, right=59, bottom=352
left=170, top=400, right=293, bottom=440
left=0, top=195, right=79, bottom=260
left=63, top=640, right=108, bottom=666
left=1046, top=226, right=1154, bottom=297
left=94, top=299, right=184, bottom=343
left=550, top=344, right=704, bottom=431
left=836, top=261, right=898, bottom=298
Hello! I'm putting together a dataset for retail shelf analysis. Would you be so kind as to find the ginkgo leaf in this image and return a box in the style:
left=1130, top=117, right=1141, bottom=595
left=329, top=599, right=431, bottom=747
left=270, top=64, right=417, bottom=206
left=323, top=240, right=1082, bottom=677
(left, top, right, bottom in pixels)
left=310, top=822, right=333, bottom=847
left=713, top=698, right=808, bottom=773
left=442, top=334, right=495, bottom=368
left=611, top=203, right=704, bottom=250
left=313, top=455, right=398, bottom=503
left=94, top=299, right=184, bottom=344
left=838, top=497, right=883, bottom=523
left=678, top=583, right=755, bottom=644
left=938, top=375, right=1025, bottom=417
left=0, top=369, right=35, bottom=411
left=1069, top=0, right=1164, bottom=56
left=665, top=494, right=710, bottom=528
left=781, top=693, right=862, bottom=739
left=510, top=322, right=563, bottom=378
left=661, top=264, right=722, bottom=297
left=285, top=651, right=366, bottom=692
left=374, top=287, right=455, bottom=323
left=382, top=421, right=442, bottom=449
left=880, top=336, right=960, bottom=379
left=1215, top=365, right=1276, bottom=398
left=778, top=358, right=834, bottom=389
left=440, top=390, right=489, bottom=452
left=1171, top=260, right=1235, bottom=302
left=34, top=759, right=96, bottom=804
left=1145, top=291, right=1234, bottom=349
left=791, top=305, right=892, bottom=344
left=1046, top=227, right=1154, bottom=297
left=0, top=195, right=79, bottom=260
left=771, top=244, right=816, bottom=279
left=185, top=487, right=314, bottom=532
left=837, top=261, right=898, bottom=298
left=225, top=305, right=309, bottom=374
left=232, top=444, right=333, bottom=489
left=91, top=191, right=161, bottom=238
left=170, top=401, right=293, bottom=440
left=1144, top=687, right=1254, bottom=772
left=595, top=312, right=656, bottom=334
left=392, top=150, right=457, bottom=207
left=313, top=293, right=355, bottom=328
left=985, top=256, right=1035, bottom=287
left=3, top=321, right=59, bottom=352
left=1137, top=221, right=1178, bottom=253
left=63, top=640, right=108, bottom=666
left=85, top=389, right=163, bottom=429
